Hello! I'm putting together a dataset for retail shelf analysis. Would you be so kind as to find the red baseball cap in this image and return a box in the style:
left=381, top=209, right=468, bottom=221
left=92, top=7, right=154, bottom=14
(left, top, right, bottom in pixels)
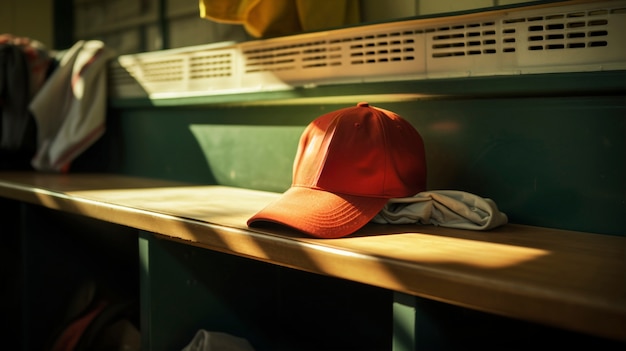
left=247, top=102, right=427, bottom=238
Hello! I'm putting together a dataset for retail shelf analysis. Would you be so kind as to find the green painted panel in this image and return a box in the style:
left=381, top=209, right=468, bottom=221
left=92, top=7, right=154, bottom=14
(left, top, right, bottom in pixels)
left=139, top=232, right=274, bottom=350
left=109, top=105, right=334, bottom=185
left=108, top=94, right=624, bottom=235
left=139, top=232, right=390, bottom=350
left=104, top=72, right=624, bottom=235
left=138, top=232, right=152, bottom=351
left=393, top=292, right=417, bottom=351
left=391, top=96, right=625, bottom=235
left=189, top=124, right=304, bottom=192
left=392, top=292, right=625, bottom=351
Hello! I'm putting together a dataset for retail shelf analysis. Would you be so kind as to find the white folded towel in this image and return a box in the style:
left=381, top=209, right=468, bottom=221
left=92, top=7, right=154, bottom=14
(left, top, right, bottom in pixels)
left=372, top=190, right=508, bottom=231
left=30, top=40, right=113, bottom=172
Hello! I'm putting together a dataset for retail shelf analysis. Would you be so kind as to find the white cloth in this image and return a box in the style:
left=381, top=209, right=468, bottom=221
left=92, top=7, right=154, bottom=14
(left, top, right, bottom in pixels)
left=29, top=40, right=113, bottom=172
left=372, top=190, right=508, bottom=231
left=181, top=330, right=255, bottom=351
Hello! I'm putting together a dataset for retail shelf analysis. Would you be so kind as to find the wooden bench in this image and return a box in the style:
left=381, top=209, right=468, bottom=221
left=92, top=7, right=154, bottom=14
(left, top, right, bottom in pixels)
left=1, top=171, right=624, bottom=348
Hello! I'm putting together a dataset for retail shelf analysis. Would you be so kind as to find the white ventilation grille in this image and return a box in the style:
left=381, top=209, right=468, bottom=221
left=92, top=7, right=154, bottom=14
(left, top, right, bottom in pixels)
left=190, top=52, right=233, bottom=79
left=430, top=21, right=498, bottom=58
left=244, top=40, right=329, bottom=73
left=517, top=10, right=610, bottom=51
left=110, top=0, right=626, bottom=99
left=139, top=58, right=184, bottom=82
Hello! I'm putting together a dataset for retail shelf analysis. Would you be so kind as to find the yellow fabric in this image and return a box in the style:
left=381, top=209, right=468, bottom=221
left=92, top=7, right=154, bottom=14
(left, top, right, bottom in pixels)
left=199, top=0, right=361, bottom=38
left=199, top=0, right=259, bottom=23
left=295, top=0, right=360, bottom=32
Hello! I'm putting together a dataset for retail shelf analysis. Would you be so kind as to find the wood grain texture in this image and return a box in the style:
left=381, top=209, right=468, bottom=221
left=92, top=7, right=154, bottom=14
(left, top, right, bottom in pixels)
left=1, top=171, right=624, bottom=341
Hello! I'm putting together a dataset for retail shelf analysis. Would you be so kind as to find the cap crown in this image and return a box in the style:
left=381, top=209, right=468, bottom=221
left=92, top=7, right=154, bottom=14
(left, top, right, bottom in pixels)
left=292, top=103, right=426, bottom=198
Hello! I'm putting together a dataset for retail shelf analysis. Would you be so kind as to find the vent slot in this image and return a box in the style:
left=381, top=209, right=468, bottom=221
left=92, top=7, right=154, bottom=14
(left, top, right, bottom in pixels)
left=140, top=59, right=184, bottom=82
left=345, top=32, right=417, bottom=65
left=189, top=53, right=233, bottom=79
left=244, top=41, right=328, bottom=73
left=501, top=5, right=615, bottom=53
left=109, top=64, right=138, bottom=85
left=430, top=21, right=497, bottom=58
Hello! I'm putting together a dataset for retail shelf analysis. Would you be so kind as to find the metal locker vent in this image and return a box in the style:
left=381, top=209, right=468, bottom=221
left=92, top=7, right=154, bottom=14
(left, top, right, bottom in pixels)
left=189, top=52, right=233, bottom=79
left=108, top=63, right=138, bottom=85
left=243, top=32, right=420, bottom=72
left=430, top=21, right=498, bottom=58
left=243, top=40, right=327, bottom=73
left=109, top=0, right=626, bottom=100
left=504, top=7, right=619, bottom=52
left=136, top=58, right=185, bottom=83
left=340, top=32, right=417, bottom=65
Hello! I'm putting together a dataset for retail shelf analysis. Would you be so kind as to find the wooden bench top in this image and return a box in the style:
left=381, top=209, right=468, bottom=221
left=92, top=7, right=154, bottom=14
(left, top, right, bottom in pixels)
left=1, top=171, right=624, bottom=341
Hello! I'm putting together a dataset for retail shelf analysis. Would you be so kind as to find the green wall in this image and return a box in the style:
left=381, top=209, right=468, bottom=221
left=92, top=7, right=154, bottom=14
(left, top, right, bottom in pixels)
left=84, top=71, right=625, bottom=236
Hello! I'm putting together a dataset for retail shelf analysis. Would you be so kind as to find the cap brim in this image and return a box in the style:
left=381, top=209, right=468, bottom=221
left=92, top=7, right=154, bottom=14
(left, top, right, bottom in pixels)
left=247, top=186, right=389, bottom=238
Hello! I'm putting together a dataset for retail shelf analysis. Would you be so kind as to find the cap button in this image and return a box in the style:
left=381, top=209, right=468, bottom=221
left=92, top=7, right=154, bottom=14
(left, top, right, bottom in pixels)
left=357, top=102, right=369, bottom=107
